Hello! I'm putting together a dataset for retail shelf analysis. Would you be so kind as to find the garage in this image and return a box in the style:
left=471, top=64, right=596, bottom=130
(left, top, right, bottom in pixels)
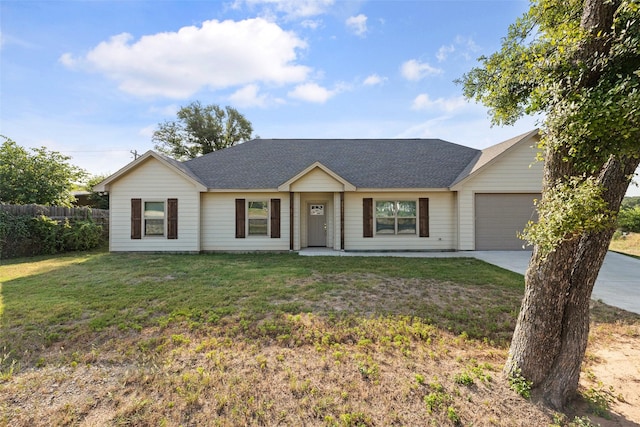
left=475, top=193, right=540, bottom=250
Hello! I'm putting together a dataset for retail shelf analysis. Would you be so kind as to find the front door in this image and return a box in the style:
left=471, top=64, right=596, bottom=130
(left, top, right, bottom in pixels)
left=308, top=203, right=327, bottom=247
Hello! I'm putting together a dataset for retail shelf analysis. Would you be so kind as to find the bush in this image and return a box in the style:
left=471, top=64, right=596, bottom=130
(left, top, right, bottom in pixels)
left=0, top=211, right=104, bottom=259
left=617, top=206, right=640, bottom=233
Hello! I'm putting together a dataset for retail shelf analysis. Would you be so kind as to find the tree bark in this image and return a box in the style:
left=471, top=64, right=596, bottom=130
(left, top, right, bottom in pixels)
left=506, top=151, right=639, bottom=410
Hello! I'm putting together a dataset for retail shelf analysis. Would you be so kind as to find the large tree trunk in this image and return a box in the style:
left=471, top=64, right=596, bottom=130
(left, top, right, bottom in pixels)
left=505, top=151, right=639, bottom=409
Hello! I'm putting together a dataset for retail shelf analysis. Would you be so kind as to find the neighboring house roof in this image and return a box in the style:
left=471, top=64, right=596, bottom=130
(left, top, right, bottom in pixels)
left=184, top=138, right=480, bottom=189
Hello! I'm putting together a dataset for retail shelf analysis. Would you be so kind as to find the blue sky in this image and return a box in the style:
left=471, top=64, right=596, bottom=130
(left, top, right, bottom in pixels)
left=1, top=0, right=638, bottom=195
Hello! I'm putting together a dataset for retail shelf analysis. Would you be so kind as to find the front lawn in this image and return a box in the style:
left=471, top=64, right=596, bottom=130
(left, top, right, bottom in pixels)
left=1, top=251, right=637, bottom=426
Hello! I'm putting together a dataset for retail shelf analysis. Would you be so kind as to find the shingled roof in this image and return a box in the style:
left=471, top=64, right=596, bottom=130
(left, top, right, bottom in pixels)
left=184, top=138, right=481, bottom=189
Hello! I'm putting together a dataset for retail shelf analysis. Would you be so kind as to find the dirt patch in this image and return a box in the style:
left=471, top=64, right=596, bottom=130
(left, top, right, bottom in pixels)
left=579, top=325, right=640, bottom=426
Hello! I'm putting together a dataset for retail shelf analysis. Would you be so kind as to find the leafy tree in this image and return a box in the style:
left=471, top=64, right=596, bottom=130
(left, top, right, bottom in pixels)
left=459, top=0, right=639, bottom=409
left=84, top=174, right=110, bottom=209
left=618, top=205, right=640, bottom=232
left=0, top=136, right=86, bottom=207
left=152, top=101, right=253, bottom=160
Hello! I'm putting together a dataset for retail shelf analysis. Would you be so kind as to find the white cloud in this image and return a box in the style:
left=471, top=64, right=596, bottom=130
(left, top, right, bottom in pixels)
left=411, top=93, right=468, bottom=112
left=400, top=59, right=442, bottom=81
left=234, top=0, right=334, bottom=19
left=229, top=84, right=268, bottom=108
left=437, top=36, right=481, bottom=62
left=61, top=18, right=310, bottom=99
left=363, top=74, right=386, bottom=86
left=300, top=19, right=322, bottom=29
left=346, top=14, right=368, bottom=37
left=436, top=44, right=455, bottom=62
left=288, top=82, right=343, bottom=103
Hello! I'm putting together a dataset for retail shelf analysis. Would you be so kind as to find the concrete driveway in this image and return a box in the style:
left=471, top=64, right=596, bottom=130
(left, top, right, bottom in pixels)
left=470, top=251, right=640, bottom=314
left=300, top=248, right=640, bottom=314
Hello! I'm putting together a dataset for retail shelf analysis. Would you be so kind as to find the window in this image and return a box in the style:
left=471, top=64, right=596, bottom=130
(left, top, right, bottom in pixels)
left=236, top=198, right=281, bottom=239
left=375, top=200, right=416, bottom=235
left=144, top=201, right=165, bottom=236
left=248, top=200, right=269, bottom=236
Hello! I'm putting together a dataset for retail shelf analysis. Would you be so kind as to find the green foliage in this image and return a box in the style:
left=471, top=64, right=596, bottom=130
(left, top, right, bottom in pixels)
left=0, top=136, right=86, bottom=206
left=0, top=211, right=103, bottom=258
left=520, top=176, right=614, bottom=257
left=83, top=174, right=110, bottom=209
left=617, top=205, right=640, bottom=232
left=152, top=101, right=253, bottom=160
left=508, top=368, right=533, bottom=399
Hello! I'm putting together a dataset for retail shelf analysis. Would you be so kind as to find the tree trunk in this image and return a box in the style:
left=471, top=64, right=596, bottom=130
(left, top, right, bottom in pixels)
left=505, top=153, right=639, bottom=409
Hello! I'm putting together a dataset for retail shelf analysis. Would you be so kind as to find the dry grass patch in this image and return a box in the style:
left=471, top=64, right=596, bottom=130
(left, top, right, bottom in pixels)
left=609, top=232, right=640, bottom=257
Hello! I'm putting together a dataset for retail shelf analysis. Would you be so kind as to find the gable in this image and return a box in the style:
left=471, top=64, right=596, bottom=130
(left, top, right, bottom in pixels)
left=278, top=162, right=356, bottom=192
left=455, top=137, right=543, bottom=192
left=94, top=151, right=206, bottom=193
left=108, top=156, right=205, bottom=194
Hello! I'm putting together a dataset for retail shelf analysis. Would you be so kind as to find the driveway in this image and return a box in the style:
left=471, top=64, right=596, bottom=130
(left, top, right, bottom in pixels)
left=300, top=248, right=640, bottom=314
left=468, top=251, right=640, bottom=314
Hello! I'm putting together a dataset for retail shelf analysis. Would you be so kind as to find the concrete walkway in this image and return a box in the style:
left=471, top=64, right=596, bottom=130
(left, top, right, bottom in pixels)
left=299, top=248, right=640, bottom=314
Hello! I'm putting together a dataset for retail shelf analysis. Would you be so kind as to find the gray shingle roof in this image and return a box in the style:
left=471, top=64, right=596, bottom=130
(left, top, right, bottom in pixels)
left=183, top=138, right=481, bottom=189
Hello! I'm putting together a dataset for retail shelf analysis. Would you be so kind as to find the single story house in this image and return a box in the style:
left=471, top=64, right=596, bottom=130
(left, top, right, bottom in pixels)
left=94, top=129, right=542, bottom=253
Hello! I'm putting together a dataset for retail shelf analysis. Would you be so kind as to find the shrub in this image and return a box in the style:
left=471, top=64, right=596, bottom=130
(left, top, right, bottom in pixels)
left=0, top=211, right=104, bottom=258
left=617, top=206, right=640, bottom=233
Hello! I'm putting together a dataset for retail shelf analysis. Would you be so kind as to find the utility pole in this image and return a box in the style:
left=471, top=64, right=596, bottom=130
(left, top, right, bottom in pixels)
left=130, top=150, right=139, bottom=160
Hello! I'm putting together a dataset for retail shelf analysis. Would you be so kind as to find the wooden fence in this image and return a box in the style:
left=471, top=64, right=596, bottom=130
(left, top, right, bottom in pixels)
left=0, top=203, right=109, bottom=221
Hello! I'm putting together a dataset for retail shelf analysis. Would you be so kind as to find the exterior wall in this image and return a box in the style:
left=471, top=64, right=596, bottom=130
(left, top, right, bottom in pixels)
left=109, top=158, right=200, bottom=252
left=201, top=192, right=290, bottom=251
left=456, top=142, right=543, bottom=250
left=343, top=191, right=457, bottom=251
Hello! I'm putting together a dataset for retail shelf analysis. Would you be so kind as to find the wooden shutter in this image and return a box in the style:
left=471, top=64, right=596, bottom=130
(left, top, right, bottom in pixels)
left=131, top=198, right=142, bottom=239
left=270, top=199, right=281, bottom=238
left=235, top=199, right=246, bottom=238
left=363, top=198, right=373, bottom=238
left=289, top=193, right=294, bottom=250
left=167, top=198, right=178, bottom=239
left=419, top=198, right=430, bottom=238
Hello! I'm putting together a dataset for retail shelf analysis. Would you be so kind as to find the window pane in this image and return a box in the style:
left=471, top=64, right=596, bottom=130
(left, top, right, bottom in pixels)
left=397, top=218, right=416, bottom=234
left=248, top=201, right=268, bottom=235
left=376, top=201, right=395, bottom=217
left=144, top=202, right=164, bottom=217
left=145, top=219, right=164, bottom=236
left=376, top=218, right=395, bottom=234
left=144, top=202, right=164, bottom=236
left=397, top=201, right=416, bottom=217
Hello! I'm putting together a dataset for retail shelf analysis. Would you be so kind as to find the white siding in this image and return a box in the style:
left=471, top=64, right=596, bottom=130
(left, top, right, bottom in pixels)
left=456, top=141, right=543, bottom=250
left=201, top=192, right=290, bottom=252
left=290, top=168, right=345, bottom=192
left=343, top=192, right=456, bottom=251
left=109, top=158, right=200, bottom=252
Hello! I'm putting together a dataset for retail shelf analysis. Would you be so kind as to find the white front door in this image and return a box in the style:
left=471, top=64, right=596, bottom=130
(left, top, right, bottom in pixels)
left=308, top=203, right=327, bottom=247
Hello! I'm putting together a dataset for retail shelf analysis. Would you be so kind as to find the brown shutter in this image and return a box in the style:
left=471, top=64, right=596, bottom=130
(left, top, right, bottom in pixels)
left=167, top=198, right=178, bottom=239
left=131, top=198, right=142, bottom=239
left=235, top=199, right=246, bottom=238
left=340, top=192, right=345, bottom=249
left=270, top=199, right=281, bottom=238
left=363, top=198, right=373, bottom=238
left=419, top=198, right=430, bottom=238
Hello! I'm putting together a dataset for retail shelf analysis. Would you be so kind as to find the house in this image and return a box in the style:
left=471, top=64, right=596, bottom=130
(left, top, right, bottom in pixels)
left=94, top=129, right=542, bottom=253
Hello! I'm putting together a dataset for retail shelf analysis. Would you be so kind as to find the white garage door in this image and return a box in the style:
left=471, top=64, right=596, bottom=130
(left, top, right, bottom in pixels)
left=475, top=193, right=539, bottom=250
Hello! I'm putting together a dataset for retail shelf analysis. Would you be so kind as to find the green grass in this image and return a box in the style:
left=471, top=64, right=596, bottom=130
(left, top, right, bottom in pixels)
left=0, top=251, right=524, bottom=364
